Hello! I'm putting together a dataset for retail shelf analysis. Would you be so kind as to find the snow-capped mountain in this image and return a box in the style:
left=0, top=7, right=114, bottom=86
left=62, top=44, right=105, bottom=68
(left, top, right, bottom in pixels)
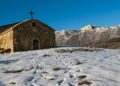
left=56, top=25, right=120, bottom=48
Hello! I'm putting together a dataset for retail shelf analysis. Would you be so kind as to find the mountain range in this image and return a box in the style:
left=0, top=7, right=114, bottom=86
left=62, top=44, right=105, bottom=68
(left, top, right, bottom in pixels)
left=55, top=25, right=120, bottom=49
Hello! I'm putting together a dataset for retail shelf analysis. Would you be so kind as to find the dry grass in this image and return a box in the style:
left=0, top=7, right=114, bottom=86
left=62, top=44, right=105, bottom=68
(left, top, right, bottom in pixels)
left=55, top=47, right=102, bottom=53
left=9, top=81, right=16, bottom=84
left=53, top=67, right=62, bottom=71
left=78, top=80, right=92, bottom=85
left=78, top=75, right=87, bottom=79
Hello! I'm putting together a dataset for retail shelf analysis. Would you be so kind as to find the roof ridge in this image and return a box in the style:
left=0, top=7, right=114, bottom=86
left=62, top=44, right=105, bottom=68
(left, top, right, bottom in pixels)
left=0, top=19, right=54, bottom=33
left=10, top=20, right=31, bottom=29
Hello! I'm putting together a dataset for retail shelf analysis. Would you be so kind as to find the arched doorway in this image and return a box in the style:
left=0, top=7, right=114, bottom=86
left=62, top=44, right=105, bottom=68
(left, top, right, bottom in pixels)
left=33, top=39, right=39, bottom=50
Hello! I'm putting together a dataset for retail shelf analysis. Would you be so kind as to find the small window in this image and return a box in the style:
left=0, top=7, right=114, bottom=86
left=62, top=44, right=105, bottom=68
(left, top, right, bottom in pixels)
left=32, top=22, right=36, bottom=26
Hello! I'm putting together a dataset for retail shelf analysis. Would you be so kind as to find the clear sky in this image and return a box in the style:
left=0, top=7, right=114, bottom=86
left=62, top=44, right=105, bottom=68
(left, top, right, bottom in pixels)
left=0, top=0, right=120, bottom=31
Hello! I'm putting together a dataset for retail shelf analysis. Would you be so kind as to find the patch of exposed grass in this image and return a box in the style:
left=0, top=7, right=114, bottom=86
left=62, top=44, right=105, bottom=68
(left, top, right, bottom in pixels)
left=3, top=69, right=23, bottom=73
left=43, top=54, right=51, bottom=57
left=9, top=81, right=16, bottom=84
left=55, top=48, right=102, bottom=53
left=78, top=75, right=87, bottom=79
left=78, top=80, right=92, bottom=85
left=55, top=49, right=73, bottom=53
left=75, top=59, right=83, bottom=65
left=53, top=67, right=62, bottom=71
left=49, top=78, right=55, bottom=80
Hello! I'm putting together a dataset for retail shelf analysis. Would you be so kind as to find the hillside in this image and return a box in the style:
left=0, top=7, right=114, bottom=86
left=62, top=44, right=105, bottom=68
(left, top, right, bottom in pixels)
left=0, top=47, right=120, bottom=86
left=55, top=30, right=79, bottom=45
left=55, top=25, right=120, bottom=48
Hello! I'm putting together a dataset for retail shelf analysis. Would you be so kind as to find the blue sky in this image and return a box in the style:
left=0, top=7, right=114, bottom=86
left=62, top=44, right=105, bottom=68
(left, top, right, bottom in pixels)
left=0, top=0, right=120, bottom=31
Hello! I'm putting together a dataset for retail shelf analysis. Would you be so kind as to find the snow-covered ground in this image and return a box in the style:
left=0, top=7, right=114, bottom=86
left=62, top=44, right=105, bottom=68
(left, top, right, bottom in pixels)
left=0, top=47, right=120, bottom=86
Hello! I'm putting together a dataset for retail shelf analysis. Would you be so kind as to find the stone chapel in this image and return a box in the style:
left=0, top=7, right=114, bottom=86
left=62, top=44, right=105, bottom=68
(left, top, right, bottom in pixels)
left=0, top=19, right=55, bottom=53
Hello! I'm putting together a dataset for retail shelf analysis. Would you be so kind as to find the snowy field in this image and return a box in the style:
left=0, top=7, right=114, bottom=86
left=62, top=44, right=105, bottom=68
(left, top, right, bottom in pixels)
left=0, top=47, right=120, bottom=86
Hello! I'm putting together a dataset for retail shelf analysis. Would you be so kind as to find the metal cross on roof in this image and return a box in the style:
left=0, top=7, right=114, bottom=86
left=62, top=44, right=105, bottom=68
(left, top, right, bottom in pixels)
left=29, top=10, right=34, bottom=19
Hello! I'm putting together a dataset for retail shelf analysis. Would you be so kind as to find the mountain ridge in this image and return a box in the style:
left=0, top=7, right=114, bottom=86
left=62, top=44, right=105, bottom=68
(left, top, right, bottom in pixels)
left=55, top=25, right=120, bottom=48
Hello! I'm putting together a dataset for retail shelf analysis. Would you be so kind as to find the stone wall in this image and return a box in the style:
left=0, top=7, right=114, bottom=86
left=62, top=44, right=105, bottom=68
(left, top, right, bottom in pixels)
left=0, top=29, right=13, bottom=53
left=13, top=20, right=55, bottom=52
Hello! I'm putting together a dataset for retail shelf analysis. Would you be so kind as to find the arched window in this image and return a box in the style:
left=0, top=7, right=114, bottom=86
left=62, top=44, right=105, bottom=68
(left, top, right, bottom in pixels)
left=33, top=39, right=39, bottom=50
left=32, top=22, right=36, bottom=26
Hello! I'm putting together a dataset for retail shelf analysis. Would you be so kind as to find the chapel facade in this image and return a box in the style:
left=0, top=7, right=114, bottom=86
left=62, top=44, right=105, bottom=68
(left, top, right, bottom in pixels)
left=0, top=19, right=55, bottom=53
